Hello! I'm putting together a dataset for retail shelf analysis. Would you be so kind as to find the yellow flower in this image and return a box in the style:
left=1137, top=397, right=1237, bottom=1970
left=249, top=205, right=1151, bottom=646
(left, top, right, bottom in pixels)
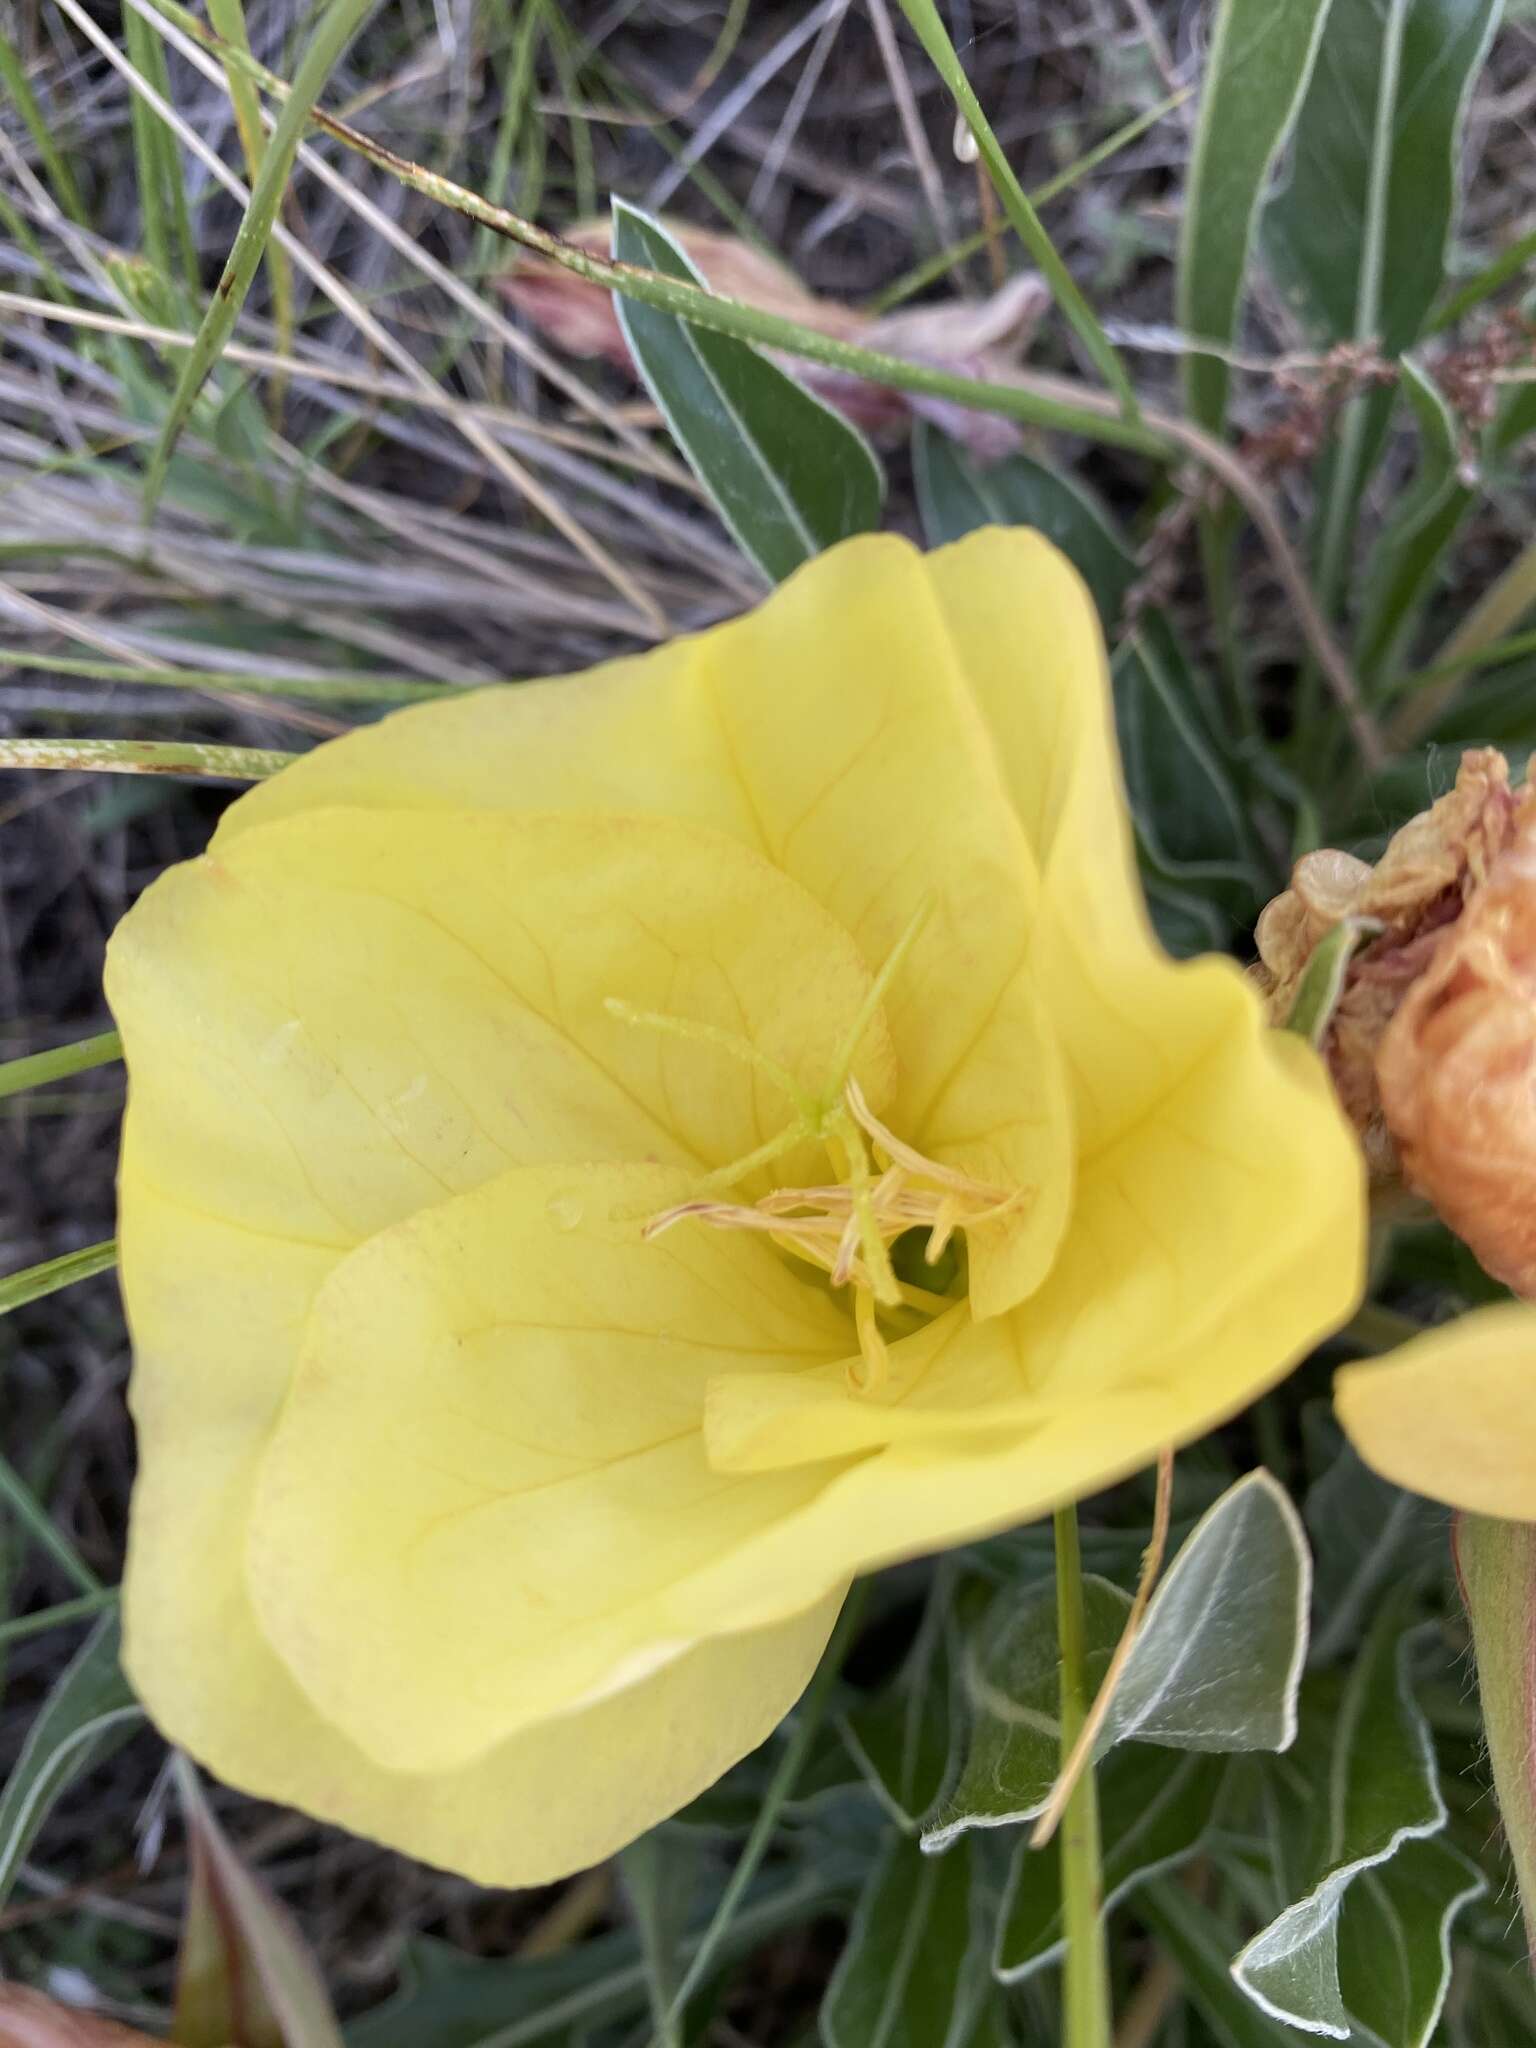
left=105, top=529, right=1363, bottom=1885
left=1336, top=1305, right=1536, bottom=1520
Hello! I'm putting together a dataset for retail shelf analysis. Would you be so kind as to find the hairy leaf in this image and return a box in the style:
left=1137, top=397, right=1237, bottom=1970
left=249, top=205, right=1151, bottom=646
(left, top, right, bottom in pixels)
left=0, top=1611, right=140, bottom=1906
left=1264, top=0, right=1502, bottom=353
left=611, top=201, right=882, bottom=583
left=822, top=1835, right=991, bottom=2048
left=1231, top=1609, right=1446, bottom=2037
left=1179, top=0, right=1334, bottom=431
left=995, top=1748, right=1225, bottom=1981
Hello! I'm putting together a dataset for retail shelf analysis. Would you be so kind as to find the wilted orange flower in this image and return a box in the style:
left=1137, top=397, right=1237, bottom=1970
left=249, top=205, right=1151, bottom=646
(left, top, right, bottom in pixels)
left=1254, top=747, right=1517, bottom=1176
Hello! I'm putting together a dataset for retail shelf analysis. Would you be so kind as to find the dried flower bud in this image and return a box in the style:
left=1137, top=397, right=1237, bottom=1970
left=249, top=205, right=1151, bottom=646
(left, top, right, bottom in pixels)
left=1254, top=748, right=1517, bottom=1179
left=1377, top=786, right=1536, bottom=1293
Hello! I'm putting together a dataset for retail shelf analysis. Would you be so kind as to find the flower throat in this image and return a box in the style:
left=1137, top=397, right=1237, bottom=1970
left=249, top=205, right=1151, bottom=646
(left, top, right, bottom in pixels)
left=606, top=900, right=1029, bottom=1393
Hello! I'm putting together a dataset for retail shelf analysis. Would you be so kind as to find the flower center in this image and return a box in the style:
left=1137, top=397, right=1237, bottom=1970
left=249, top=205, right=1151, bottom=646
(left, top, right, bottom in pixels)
left=605, top=900, right=1029, bottom=1394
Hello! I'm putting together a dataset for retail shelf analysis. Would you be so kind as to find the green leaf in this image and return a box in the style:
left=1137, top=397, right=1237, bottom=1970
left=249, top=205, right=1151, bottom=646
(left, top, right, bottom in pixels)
left=1178, top=0, right=1334, bottom=432
left=994, top=1748, right=1225, bottom=1982
left=1358, top=359, right=1472, bottom=683
left=171, top=1753, right=345, bottom=2048
left=619, top=1832, right=699, bottom=2048
left=842, top=1576, right=964, bottom=1832
left=920, top=1577, right=1129, bottom=1852
left=0, top=1611, right=141, bottom=1906
left=611, top=201, right=883, bottom=584
left=1230, top=1608, right=1446, bottom=2037
left=1336, top=1835, right=1485, bottom=2047
left=822, top=1835, right=991, bottom=2048
left=1137, top=1881, right=1300, bottom=2047
left=912, top=430, right=1257, bottom=902
left=912, top=427, right=1135, bottom=625
left=1104, top=1471, right=1310, bottom=1754
left=1303, top=1409, right=1444, bottom=1668
left=145, top=0, right=380, bottom=507
left=347, top=1856, right=859, bottom=2048
left=1112, top=619, right=1256, bottom=895
left=1263, top=0, right=1503, bottom=354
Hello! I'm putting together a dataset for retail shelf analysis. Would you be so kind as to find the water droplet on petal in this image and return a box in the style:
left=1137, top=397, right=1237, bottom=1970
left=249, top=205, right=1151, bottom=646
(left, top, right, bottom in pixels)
left=546, top=1193, right=584, bottom=1232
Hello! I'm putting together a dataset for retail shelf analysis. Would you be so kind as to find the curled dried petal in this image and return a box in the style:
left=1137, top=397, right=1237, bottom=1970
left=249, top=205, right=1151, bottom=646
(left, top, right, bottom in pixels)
left=1254, top=748, right=1518, bottom=1180
left=1378, top=791, right=1536, bottom=1294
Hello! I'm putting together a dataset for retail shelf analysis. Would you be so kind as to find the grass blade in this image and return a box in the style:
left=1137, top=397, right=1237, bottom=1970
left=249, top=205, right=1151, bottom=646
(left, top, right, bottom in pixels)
left=0, top=1031, right=122, bottom=1102
left=204, top=0, right=297, bottom=389
left=0, top=739, right=295, bottom=778
left=0, top=1241, right=118, bottom=1317
left=143, top=0, right=379, bottom=510
left=893, top=0, right=1139, bottom=419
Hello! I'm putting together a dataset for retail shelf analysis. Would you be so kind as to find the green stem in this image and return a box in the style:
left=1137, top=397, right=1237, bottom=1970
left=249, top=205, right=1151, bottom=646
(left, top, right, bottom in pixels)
left=0, top=1030, right=122, bottom=1102
left=1055, top=1504, right=1112, bottom=2047
left=662, top=1583, right=868, bottom=2038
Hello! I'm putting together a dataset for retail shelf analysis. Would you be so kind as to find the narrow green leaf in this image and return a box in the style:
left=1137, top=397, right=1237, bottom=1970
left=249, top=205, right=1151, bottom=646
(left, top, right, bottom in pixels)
left=995, top=1749, right=1225, bottom=1982
left=1104, top=1471, right=1310, bottom=1755
left=1303, top=1409, right=1443, bottom=1668
left=618, top=1833, right=697, bottom=2048
left=0, top=1590, right=119, bottom=1651
left=892, top=0, right=1138, bottom=418
left=1358, top=360, right=1471, bottom=684
left=920, top=1576, right=1129, bottom=1852
left=0, top=1030, right=122, bottom=1102
left=1178, top=0, right=1333, bottom=432
left=611, top=201, right=883, bottom=583
left=1231, top=1608, right=1446, bottom=2037
left=842, top=1576, right=963, bottom=1832
left=822, top=1836, right=990, bottom=2048
left=1112, top=622, right=1256, bottom=896
left=0, top=1239, right=118, bottom=1316
left=172, top=1753, right=344, bottom=2047
left=1336, top=1835, right=1485, bottom=2047
left=144, top=0, right=379, bottom=508
left=0, top=1612, right=142, bottom=1906
left=0, top=34, right=88, bottom=224
left=1264, top=0, right=1503, bottom=354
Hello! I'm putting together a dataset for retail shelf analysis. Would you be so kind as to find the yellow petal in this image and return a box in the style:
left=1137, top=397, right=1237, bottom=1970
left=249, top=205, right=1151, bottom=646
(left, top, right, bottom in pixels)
left=118, top=1182, right=842, bottom=1887
left=211, top=533, right=1077, bottom=1315
left=709, top=994, right=1365, bottom=1488
left=106, top=806, right=898, bottom=1242
left=925, top=526, right=1233, bottom=1155
left=246, top=1163, right=855, bottom=1772
left=1335, top=1302, right=1536, bottom=1519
